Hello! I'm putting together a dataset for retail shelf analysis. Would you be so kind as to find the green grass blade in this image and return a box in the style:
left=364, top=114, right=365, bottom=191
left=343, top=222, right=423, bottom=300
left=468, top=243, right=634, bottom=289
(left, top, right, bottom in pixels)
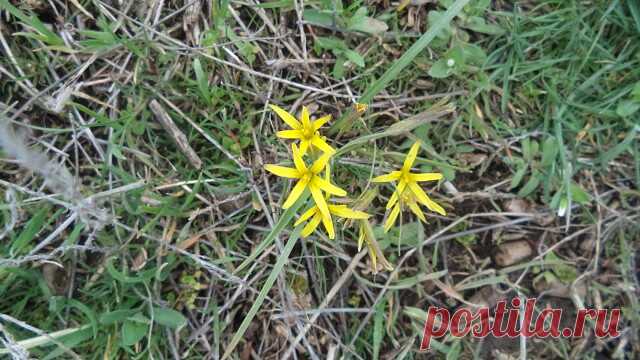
left=222, top=224, right=303, bottom=360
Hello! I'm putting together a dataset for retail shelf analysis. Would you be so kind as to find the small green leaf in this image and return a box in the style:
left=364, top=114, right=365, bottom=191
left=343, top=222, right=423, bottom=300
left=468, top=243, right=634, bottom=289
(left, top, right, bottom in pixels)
left=429, top=58, right=453, bottom=78
left=99, top=309, right=137, bottom=325
left=616, top=99, right=640, bottom=117
left=518, top=173, right=541, bottom=197
left=347, top=9, right=388, bottom=35
left=344, top=49, right=365, bottom=67
left=152, top=307, right=187, bottom=329
left=460, top=42, right=487, bottom=66
left=569, top=183, right=590, bottom=204
left=303, top=9, right=335, bottom=28
left=193, top=58, right=211, bottom=104
left=121, top=320, right=147, bottom=346
left=541, top=137, right=558, bottom=167
left=314, top=36, right=347, bottom=51
left=462, top=16, right=503, bottom=34
left=510, top=160, right=527, bottom=189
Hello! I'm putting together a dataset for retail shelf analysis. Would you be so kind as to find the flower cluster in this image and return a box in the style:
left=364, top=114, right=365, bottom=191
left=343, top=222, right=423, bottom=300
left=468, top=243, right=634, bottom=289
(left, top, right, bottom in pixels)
left=264, top=104, right=447, bottom=271
left=265, top=105, right=369, bottom=240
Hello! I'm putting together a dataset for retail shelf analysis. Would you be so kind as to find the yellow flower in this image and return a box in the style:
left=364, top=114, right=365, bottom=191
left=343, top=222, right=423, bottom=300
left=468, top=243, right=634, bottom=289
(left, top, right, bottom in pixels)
left=373, top=141, right=446, bottom=232
left=294, top=202, right=369, bottom=239
left=264, top=143, right=346, bottom=220
left=293, top=167, right=369, bottom=239
left=270, top=104, right=335, bottom=155
left=384, top=187, right=425, bottom=232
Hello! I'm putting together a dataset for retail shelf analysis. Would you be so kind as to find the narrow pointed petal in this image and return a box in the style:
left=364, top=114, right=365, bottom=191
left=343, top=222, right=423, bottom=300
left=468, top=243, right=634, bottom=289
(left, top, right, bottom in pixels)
left=294, top=206, right=318, bottom=226
left=299, top=140, right=310, bottom=156
left=282, top=179, right=307, bottom=209
left=384, top=203, right=401, bottom=233
left=402, top=142, right=421, bottom=172
left=310, top=153, right=331, bottom=174
left=410, top=172, right=443, bottom=182
left=309, top=183, right=330, bottom=220
left=270, top=104, right=301, bottom=129
left=291, top=144, right=307, bottom=173
left=386, top=180, right=406, bottom=209
left=329, top=205, right=370, bottom=219
left=311, top=136, right=336, bottom=155
left=408, top=201, right=427, bottom=222
left=312, top=177, right=346, bottom=196
left=301, top=213, right=322, bottom=237
left=264, top=164, right=300, bottom=178
left=312, top=115, right=331, bottom=130
left=320, top=211, right=335, bottom=239
left=276, top=129, right=303, bottom=139
left=372, top=171, right=402, bottom=183
left=408, top=182, right=447, bottom=216
left=301, top=106, right=312, bottom=129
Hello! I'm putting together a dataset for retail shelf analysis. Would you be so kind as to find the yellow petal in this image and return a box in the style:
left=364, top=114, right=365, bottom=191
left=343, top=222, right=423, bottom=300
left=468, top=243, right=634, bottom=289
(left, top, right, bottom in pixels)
left=264, top=164, right=300, bottom=179
left=310, top=153, right=331, bottom=174
left=372, top=171, right=402, bottom=183
left=294, top=206, right=318, bottom=226
left=407, top=181, right=447, bottom=216
left=329, top=205, right=370, bottom=219
left=291, top=143, right=307, bottom=173
left=309, top=183, right=330, bottom=219
left=386, top=180, right=406, bottom=209
left=299, top=140, right=310, bottom=156
left=312, top=176, right=346, bottom=196
left=311, top=135, right=336, bottom=155
left=270, top=104, right=301, bottom=129
left=301, top=213, right=322, bottom=237
left=301, top=106, right=312, bottom=129
left=410, top=172, right=443, bottom=182
left=384, top=203, right=401, bottom=233
left=402, top=141, right=421, bottom=172
left=408, top=201, right=427, bottom=222
left=313, top=115, right=331, bottom=130
left=320, top=211, right=335, bottom=239
left=282, top=178, right=308, bottom=209
left=276, top=129, right=303, bottom=139
left=358, top=223, right=365, bottom=251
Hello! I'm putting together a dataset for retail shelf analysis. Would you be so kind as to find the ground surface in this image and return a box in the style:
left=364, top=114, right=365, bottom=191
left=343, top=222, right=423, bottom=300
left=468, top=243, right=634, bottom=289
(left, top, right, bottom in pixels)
left=0, top=0, right=639, bottom=359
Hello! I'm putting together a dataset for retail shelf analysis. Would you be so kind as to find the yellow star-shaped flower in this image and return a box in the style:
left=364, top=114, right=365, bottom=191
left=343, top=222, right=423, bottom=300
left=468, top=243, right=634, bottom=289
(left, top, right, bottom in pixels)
left=264, top=143, right=346, bottom=219
left=373, top=142, right=446, bottom=232
left=383, top=187, right=427, bottom=232
left=270, top=104, right=335, bottom=155
left=293, top=169, right=369, bottom=239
